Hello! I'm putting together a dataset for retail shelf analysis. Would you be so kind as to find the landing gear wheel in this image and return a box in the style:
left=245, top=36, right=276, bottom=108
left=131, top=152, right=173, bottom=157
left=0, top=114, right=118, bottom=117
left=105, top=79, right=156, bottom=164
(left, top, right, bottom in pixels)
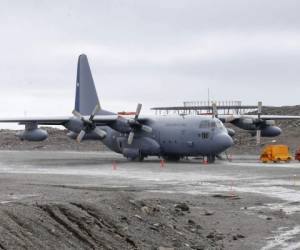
left=129, top=152, right=145, bottom=162
left=138, top=155, right=145, bottom=162
left=207, top=155, right=216, bottom=164
left=163, top=155, right=180, bottom=162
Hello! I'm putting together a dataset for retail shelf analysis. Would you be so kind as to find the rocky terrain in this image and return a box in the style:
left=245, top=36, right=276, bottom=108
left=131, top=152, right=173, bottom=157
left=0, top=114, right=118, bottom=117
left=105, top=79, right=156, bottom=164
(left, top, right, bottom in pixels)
left=0, top=193, right=232, bottom=250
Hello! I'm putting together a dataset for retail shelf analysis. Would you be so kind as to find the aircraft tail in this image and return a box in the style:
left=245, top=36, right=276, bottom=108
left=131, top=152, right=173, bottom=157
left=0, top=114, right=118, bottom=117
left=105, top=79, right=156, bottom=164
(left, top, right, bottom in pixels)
left=75, top=54, right=114, bottom=115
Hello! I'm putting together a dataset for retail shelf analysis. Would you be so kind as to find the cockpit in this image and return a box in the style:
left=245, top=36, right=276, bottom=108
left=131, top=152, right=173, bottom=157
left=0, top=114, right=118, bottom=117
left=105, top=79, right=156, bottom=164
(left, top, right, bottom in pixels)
left=199, top=119, right=224, bottom=129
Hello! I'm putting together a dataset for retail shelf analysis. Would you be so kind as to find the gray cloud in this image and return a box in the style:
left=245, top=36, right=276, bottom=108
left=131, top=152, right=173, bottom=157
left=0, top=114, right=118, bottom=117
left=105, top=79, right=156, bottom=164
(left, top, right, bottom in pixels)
left=0, top=0, right=300, bottom=128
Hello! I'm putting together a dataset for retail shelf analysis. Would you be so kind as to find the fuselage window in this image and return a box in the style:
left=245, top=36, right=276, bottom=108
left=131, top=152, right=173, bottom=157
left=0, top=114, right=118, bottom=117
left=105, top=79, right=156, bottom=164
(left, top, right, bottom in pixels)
left=210, top=121, right=216, bottom=128
left=201, top=132, right=209, bottom=139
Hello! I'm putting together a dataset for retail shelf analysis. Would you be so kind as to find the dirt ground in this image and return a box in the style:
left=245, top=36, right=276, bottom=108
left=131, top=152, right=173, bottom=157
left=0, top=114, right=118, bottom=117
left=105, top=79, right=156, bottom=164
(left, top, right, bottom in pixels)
left=0, top=151, right=298, bottom=249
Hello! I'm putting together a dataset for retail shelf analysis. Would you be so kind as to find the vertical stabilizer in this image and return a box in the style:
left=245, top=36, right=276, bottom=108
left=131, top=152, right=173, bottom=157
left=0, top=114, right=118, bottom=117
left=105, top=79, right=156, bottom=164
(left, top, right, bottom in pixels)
left=75, top=54, right=100, bottom=115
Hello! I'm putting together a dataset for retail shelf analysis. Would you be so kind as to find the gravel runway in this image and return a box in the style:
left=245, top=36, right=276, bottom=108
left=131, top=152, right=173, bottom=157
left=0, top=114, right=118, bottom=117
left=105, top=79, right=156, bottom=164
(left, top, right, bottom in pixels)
left=0, top=151, right=299, bottom=249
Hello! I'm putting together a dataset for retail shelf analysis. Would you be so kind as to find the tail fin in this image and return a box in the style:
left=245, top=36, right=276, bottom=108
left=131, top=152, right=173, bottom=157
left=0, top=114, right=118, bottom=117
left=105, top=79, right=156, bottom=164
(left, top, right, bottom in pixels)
left=75, top=54, right=114, bottom=115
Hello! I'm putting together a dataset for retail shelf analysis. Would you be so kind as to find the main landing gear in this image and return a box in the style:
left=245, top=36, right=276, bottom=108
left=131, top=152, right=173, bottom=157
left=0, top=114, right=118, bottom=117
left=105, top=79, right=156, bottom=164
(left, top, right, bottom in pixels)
left=129, top=153, right=145, bottom=162
left=162, top=155, right=181, bottom=162
left=206, top=155, right=216, bottom=164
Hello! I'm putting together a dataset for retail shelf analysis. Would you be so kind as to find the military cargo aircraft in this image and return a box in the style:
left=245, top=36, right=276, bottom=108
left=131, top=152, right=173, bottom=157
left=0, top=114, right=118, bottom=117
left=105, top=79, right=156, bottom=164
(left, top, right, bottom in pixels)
left=0, top=54, right=235, bottom=163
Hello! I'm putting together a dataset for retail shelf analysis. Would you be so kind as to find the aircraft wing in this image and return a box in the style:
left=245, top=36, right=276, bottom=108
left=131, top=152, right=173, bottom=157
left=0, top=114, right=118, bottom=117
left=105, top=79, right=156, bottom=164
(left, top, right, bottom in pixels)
left=0, top=116, right=71, bottom=125
left=245, top=115, right=300, bottom=120
left=218, top=114, right=300, bottom=123
left=0, top=115, right=119, bottom=125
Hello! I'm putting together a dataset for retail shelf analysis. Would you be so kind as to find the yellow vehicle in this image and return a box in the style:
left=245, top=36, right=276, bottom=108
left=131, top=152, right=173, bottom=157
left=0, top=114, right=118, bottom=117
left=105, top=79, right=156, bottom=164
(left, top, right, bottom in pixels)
left=260, top=144, right=293, bottom=163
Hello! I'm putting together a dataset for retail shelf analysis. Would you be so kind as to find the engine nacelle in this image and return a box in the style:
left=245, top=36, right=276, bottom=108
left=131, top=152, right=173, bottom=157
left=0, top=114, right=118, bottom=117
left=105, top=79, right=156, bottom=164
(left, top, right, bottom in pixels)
left=16, top=128, right=48, bottom=141
left=261, top=126, right=282, bottom=137
left=122, top=148, right=140, bottom=160
left=250, top=126, right=282, bottom=137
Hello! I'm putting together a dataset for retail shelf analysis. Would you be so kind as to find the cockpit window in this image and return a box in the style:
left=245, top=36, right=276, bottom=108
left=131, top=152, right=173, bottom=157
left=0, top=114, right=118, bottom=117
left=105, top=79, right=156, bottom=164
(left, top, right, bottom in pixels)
left=215, top=119, right=223, bottom=128
left=199, top=120, right=210, bottom=128
left=199, top=119, right=220, bottom=129
left=210, top=120, right=216, bottom=128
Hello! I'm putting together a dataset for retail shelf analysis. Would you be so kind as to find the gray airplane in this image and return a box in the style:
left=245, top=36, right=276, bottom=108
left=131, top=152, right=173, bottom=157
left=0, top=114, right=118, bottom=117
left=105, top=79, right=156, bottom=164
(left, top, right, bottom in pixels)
left=0, top=54, right=234, bottom=163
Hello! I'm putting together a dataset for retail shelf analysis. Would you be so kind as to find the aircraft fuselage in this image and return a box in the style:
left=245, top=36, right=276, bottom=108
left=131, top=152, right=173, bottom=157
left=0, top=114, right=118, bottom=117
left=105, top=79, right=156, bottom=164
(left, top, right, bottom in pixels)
left=66, top=115, right=233, bottom=161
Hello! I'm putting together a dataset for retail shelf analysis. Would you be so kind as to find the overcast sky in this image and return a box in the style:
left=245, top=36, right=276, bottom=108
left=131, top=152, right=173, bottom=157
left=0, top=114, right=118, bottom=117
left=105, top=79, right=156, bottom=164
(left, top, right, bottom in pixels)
left=1, top=0, right=300, bottom=125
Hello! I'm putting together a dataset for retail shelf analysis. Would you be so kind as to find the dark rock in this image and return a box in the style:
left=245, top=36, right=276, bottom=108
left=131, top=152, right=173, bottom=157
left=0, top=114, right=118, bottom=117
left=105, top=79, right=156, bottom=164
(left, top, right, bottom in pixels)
left=233, top=234, right=245, bottom=240
left=191, top=243, right=206, bottom=250
left=174, top=203, right=190, bottom=212
left=204, top=210, right=215, bottom=216
left=120, top=216, right=128, bottom=223
left=150, top=226, right=159, bottom=232
left=212, top=194, right=241, bottom=199
left=206, top=232, right=215, bottom=239
left=188, top=219, right=196, bottom=225
left=236, top=234, right=245, bottom=239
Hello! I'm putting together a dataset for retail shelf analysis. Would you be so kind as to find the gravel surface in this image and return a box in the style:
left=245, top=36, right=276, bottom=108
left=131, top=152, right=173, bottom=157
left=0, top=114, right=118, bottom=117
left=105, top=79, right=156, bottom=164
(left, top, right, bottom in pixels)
left=0, top=151, right=299, bottom=249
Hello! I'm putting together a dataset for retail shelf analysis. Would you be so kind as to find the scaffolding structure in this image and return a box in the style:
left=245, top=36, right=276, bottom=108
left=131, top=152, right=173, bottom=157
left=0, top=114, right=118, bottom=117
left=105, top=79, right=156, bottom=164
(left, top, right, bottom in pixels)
left=152, top=100, right=260, bottom=116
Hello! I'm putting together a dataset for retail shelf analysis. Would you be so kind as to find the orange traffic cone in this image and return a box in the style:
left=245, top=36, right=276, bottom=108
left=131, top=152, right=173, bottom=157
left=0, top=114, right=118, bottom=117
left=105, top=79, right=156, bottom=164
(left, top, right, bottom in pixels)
left=160, top=159, right=165, bottom=168
left=112, top=160, right=117, bottom=170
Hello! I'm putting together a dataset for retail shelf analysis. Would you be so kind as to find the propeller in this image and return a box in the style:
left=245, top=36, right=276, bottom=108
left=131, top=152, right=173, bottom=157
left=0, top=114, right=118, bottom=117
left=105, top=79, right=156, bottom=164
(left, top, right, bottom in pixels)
left=256, top=101, right=262, bottom=145
left=72, top=104, right=107, bottom=143
left=127, top=103, right=152, bottom=145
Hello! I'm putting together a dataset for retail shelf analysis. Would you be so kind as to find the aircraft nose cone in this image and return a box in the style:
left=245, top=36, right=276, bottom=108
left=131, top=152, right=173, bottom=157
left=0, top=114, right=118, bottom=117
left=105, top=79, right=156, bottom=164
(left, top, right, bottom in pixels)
left=216, top=133, right=234, bottom=151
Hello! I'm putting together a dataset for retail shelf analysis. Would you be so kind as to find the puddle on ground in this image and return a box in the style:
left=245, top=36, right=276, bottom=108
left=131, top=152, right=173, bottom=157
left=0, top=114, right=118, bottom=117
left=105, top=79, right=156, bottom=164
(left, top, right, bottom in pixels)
left=247, top=202, right=300, bottom=215
left=0, top=194, right=38, bottom=204
left=261, top=226, right=300, bottom=250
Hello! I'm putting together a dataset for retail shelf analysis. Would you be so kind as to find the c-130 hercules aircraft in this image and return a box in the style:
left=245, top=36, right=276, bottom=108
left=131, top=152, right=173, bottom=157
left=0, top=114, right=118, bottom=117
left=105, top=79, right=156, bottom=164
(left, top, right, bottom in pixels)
left=0, top=54, right=235, bottom=163
left=2, top=55, right=300, bottom=162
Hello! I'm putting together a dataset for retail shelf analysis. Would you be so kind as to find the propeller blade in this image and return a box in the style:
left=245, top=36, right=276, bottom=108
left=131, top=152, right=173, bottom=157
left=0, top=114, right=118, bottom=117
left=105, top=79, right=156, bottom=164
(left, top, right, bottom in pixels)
left=128, top=131, right=135, bottom=145
left=256, top=129, right=261, bottom=145
left=72, top=110, right=82, bottom=118
left=141, top=125, right=152, bottom=133
left=92, top=103, right=100, bottom=116
left=77, top=130, right=86, bottom=143
left=90, top=103, right=101, bottom=121
left=135, top=103, right=142, bottom=120
left=93, top=127, right=107, bottom=139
